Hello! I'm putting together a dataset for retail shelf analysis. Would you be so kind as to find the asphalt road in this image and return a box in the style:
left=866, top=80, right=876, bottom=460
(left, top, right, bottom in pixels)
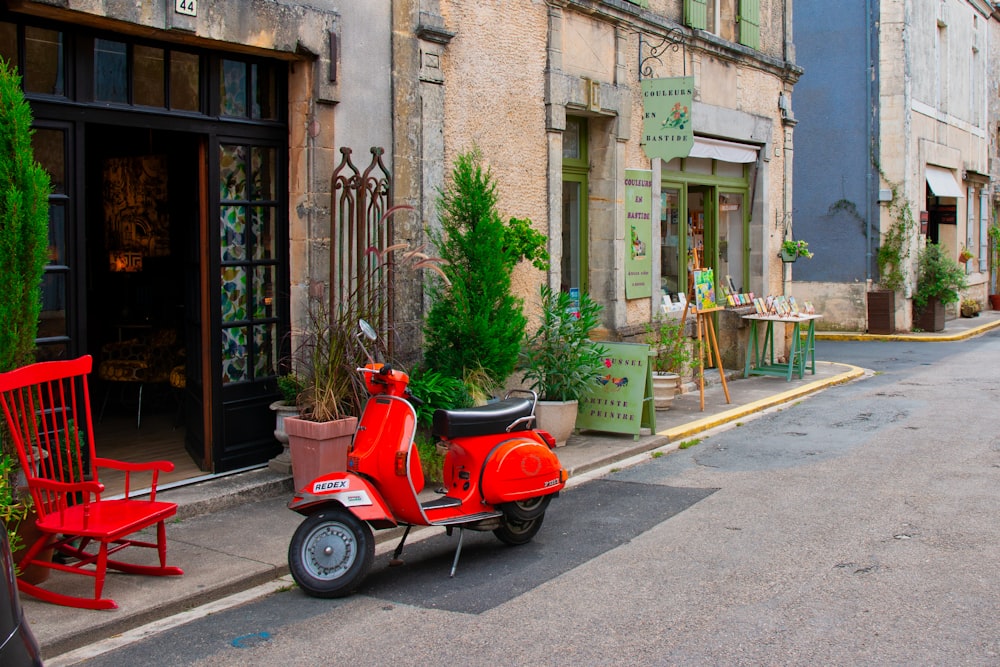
left=76, top=334, right=1000, bottom=666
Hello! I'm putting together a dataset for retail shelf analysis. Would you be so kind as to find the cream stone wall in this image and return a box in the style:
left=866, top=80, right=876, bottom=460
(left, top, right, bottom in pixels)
left=437, top=1, right=552, bottom=315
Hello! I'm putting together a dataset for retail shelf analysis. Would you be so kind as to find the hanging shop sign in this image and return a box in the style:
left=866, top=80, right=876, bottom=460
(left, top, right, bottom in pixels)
left=625, top=169, right=653, bottom=299
left=577, top=342, right=655, bottom=437
left=641, top=76, right=694, bottom=162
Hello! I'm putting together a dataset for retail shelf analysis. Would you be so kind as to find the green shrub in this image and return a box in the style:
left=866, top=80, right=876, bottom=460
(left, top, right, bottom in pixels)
left=913, top=243, right=967, bottom=310
left=0, top=58, right=50, bottom=373
left=519, top=285, right=607, bottom=402
left=423, top=149, right=545, bottom=386
left=407, top=367, right=472, bottom=430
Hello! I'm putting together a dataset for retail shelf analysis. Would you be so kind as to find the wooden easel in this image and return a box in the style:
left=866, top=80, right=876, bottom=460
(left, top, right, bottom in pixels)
left=680, top=248, right=731, bottom=411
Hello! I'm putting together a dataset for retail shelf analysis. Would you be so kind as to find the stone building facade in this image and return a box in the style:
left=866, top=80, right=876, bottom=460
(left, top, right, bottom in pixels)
left=396, top=0, right=801, bottom=366
left=1, top=0, right=392, bottom=473
left=794, top=0, right=999, bottom=331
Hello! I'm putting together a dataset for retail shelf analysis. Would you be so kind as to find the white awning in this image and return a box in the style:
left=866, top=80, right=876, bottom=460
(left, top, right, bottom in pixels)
left=688, top=136, right=759, bottom=163
left=925, top=165, right=964, bottom=198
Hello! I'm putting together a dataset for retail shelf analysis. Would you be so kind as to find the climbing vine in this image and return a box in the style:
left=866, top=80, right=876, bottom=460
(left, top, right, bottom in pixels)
left=873, top=168, right=916, bottom=293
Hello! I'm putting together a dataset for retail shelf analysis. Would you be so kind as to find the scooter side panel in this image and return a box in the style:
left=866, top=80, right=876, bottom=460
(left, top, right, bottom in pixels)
left=287, top=473, right=396, bottom=525
left=348, top=395, right=428, bottom=526
left=479, top=438, right=566, bottom=503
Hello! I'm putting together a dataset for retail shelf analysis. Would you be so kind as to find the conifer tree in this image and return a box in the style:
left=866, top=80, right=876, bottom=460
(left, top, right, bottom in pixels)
left=423, top=150, right=529, bottom=385
left=0, top=58, right=50, bottom=373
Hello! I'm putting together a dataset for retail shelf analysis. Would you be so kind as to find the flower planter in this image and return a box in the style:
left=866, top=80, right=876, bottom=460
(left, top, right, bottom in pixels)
left=651, top=372, right=681, bottom=409
left=867, top=290, right=895, bottom=334
left=913, top=298, right=945, bottom=332
left=534, top=399, right=578, bottom=447
left=989, top=294, right=1000, bottom=310
left=285, top=415, right=357, bottom=492
left=267, top=400, right=300, bottom=475
left=779, top=249, right=797, bottom=263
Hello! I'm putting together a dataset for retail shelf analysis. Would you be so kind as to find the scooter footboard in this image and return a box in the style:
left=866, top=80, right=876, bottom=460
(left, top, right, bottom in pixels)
left=480, top=437, right=566, bottom=504
left=288, top=472, right=396, bottom=525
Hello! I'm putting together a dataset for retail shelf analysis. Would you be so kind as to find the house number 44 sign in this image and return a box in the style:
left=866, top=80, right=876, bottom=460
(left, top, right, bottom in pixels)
left=175, top=0, right=197, bottom=17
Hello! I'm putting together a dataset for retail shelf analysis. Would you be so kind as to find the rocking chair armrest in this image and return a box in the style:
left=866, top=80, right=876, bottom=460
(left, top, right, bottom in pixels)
left=94, top=457, right=176, bottom=474
left=29, top=477, right=106, bottom=496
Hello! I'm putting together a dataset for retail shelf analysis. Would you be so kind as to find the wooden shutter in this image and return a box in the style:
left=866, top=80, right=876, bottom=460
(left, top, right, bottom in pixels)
left=685, top=0, right=708, bottom=30
left=739, top=0, right=760, bottom=49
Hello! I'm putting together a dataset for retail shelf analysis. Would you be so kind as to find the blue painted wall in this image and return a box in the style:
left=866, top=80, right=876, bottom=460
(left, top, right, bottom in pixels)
left=793, top=1, right=878, bottom=283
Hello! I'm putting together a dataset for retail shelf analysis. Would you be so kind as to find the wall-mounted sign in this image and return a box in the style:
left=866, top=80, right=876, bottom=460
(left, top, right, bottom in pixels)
left=577, top=342, right=655, bottom=437
left=175, top=0, right=197, bottom=17
left=625, top=169, right=653, bottom=299
left=641, top=76, right=694, bottom=162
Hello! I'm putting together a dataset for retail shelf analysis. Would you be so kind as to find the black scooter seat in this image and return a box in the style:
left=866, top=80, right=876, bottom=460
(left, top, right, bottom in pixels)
left=432, top=397, right=534, bottom=439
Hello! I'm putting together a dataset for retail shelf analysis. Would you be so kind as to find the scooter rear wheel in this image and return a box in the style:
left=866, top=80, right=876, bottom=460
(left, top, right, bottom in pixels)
left=493, top=513, right=545, bottom=546
left=288, top=508, right=374, bottom=598
left=501, top=495, right=552, bottom=522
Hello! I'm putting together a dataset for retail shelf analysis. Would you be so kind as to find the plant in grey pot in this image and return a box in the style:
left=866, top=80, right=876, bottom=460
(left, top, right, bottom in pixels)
left=912, top=243, right=967, bottom=332
left=519, top=286, right=607, bottom=446
left=644, top=315, right=696, bottom=409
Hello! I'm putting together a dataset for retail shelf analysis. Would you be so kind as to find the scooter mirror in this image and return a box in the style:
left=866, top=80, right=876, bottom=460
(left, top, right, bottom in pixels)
left=358, top=319, right=377, bottom=341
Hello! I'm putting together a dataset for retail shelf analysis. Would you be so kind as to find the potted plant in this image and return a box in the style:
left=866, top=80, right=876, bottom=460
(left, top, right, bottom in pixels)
left=912, top=243, right=967, bottom=332
left=0, top=59, right=52, bottom=557
left=644, top=315, right=695, bottom=409
left=779, top=239, right=813, bottom=263
left=960, top=298, right=980, bottom=318
left=958, top=246, right=974, bottom=264
left=988, top=224, right=1000, bottom=309
left=285, top=211, right=448, bottom=491
left=519, top=285, right=607, bottom=446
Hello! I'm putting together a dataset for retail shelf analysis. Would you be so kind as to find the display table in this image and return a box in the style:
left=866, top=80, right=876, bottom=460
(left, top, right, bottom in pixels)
left=742, top=314, right=822, bottom=381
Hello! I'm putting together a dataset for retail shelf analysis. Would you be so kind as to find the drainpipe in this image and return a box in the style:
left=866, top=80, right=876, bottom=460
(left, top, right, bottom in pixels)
left=865, top=0, right=874, bottom=284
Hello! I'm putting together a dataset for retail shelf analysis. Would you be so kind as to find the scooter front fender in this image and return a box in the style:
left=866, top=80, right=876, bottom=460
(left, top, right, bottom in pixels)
left=288, top=472, right=397, bottom=527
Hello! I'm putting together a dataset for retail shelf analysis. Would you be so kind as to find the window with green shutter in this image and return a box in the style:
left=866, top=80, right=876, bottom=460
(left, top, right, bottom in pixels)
left=685, top=0, right=708, bottom=30
left=738, top=0, right=760, bottom=50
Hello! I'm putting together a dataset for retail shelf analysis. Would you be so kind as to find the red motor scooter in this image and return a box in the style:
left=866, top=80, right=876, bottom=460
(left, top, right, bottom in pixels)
left=287, top=322, right=567, bottom=598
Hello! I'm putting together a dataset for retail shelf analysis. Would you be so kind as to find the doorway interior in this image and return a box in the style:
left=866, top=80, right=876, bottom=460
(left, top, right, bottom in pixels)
left=84, top=124, right=204, bottom=493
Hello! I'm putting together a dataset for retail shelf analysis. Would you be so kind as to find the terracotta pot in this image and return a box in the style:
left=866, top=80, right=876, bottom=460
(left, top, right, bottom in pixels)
left=285, top=415, right=357, bottom=492
left=533, top=399, right=579, bottom=447
left=989, top=294, right=1000, bottom=310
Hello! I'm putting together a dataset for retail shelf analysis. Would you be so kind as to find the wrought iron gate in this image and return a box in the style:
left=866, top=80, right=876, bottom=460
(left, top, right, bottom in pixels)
left=330, top=146, right=394, bottom=351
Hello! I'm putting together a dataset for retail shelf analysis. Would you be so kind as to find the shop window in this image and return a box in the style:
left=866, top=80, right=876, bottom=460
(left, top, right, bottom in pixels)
left=169, top=51, right=201, bottom=111
left=562, top=116, right=589, bottom=294
left=220, top=59, right=278, bottom=120
left=94, top=39, right=128, bottom=103
left=0, top=22, right=16, bottom=68
left=134, top=45, right=165, bottom=107
left=660, top=188, right=682, bottom=297
left=24, top=26, right=64, bottom=96
left=219, top=143, right=280, bottom=384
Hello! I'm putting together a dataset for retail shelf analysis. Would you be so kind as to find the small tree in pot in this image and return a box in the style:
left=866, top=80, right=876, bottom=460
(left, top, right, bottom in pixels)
left=519, top=286, right=607, bottom=445
left=912, top=243, right=967, bottom=332
left=644, top=316, right=697, bottom=409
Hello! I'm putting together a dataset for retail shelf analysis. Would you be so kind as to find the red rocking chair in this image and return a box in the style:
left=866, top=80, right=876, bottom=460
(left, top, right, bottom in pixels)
left=0, top=355, right=183, bottom=610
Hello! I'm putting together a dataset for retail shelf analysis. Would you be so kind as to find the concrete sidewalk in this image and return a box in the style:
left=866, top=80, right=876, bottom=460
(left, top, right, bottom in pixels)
left=28, top=311, right=1000, bottom=663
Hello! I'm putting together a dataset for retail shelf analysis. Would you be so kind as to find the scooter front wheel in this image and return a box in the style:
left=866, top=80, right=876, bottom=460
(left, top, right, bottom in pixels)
left=288, top=508, right=374, bottom=598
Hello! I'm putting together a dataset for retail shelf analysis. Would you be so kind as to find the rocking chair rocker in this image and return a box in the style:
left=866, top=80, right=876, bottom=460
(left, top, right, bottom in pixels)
left=0, top=355, right=183, bottom=610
